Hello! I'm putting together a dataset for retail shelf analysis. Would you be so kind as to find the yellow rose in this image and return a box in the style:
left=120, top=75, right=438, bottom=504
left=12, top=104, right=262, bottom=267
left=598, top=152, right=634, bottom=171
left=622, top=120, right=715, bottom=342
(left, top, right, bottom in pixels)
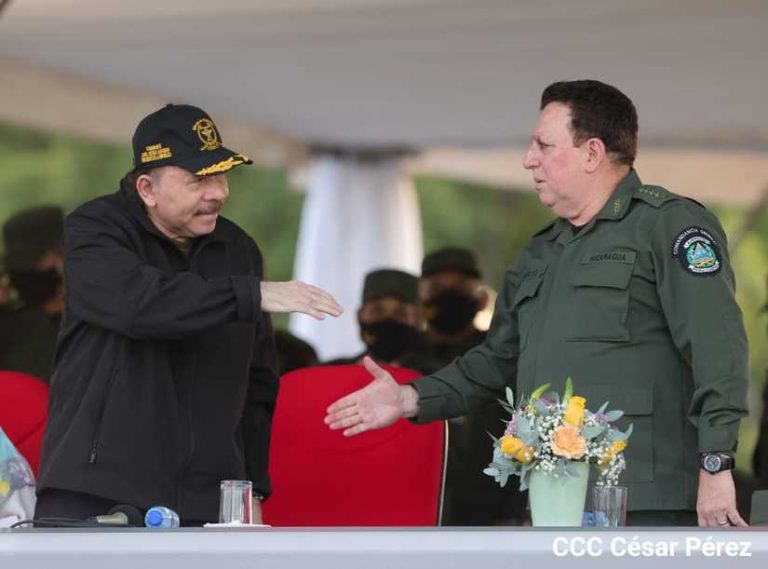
left=500, top=435, right=534, bottom=464
left=551, top=425, right=586, bottom=459
left=500, top=435, right=523, bottom=457
left=517, top=447, right=534, bottom=464
left=563, top=396, right=587, bottom=427
left=612, top=440, right=627, bottom=454
left=598, top=439, right=628, bottom=467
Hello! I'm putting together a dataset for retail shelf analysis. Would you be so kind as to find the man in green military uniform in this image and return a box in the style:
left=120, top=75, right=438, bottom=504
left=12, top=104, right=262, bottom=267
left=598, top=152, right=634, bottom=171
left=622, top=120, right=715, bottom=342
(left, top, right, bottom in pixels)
left=325, top=80, right=748, bottom=527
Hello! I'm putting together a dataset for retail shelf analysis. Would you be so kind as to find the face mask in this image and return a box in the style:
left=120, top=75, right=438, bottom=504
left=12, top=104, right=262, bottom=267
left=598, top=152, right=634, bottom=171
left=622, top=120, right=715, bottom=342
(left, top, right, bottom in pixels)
left=424, top=289, right=479, bottom=335
left=9, top=268, right=63, bottom=307
left=360, top=319, right=421, bottom=362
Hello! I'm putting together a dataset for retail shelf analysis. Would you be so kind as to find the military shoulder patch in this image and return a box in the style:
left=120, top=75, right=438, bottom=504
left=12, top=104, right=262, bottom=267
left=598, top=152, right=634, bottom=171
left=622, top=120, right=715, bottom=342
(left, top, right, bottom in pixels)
left=672, top=226, right=721, bottom=276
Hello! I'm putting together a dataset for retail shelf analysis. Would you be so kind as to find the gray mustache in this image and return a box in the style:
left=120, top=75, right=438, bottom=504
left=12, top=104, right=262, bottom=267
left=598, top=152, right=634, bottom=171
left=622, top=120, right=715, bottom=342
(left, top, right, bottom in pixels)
left=196, top=203, right=224, bottom=215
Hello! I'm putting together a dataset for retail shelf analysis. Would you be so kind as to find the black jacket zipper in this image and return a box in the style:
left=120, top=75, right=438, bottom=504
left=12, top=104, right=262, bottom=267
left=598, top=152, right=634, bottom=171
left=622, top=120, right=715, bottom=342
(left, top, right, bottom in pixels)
left=88, top=366, right=120, bottom=464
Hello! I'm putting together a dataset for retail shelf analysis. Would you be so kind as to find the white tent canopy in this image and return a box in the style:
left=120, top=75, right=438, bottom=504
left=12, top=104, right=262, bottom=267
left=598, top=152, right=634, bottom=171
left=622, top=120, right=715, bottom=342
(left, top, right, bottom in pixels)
left=1, top=0, right=767, bottom=201
left=1, top=0, right=766, bottom=148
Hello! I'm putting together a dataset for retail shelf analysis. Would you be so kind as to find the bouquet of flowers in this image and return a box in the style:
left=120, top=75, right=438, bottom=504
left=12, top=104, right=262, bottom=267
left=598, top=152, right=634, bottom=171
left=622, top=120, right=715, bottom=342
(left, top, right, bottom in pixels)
left=484, top=379, right=632, bottom=491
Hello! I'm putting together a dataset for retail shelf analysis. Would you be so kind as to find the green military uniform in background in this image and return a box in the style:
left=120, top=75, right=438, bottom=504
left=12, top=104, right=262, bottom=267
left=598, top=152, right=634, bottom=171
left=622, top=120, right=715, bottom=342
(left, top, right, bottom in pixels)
left=412, top=169, right=748, bottom=513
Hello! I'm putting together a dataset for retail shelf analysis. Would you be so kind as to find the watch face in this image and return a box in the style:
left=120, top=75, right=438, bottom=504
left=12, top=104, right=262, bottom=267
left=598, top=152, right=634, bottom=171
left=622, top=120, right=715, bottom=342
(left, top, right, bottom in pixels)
left=703, top=454, right=722, bottom=472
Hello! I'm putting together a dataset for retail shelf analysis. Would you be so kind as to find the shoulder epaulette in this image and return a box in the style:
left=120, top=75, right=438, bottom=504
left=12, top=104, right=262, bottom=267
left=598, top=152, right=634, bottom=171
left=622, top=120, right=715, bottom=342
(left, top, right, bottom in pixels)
left=634, top=185, right=679, bottom=208
left=682, top=196, right=708, bottom=210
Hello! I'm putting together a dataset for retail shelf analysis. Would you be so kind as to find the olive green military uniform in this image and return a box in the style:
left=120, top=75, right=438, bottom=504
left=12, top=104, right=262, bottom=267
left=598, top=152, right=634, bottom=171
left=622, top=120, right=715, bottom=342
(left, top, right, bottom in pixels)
left=412, top=169, right=748, bottom=512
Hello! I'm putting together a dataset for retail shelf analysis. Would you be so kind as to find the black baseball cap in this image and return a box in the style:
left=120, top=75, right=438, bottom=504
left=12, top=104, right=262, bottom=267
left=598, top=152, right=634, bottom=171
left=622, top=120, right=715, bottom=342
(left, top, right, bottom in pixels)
left=421, top=247, right=481, bottom=279
left=362, top=269, right=419, bottom=304
left=132, top=104, right=252, bottom=177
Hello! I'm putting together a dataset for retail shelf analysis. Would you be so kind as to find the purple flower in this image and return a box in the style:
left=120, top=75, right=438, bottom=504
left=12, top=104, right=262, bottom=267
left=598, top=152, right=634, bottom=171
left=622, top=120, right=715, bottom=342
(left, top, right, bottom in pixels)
left=539, top=396, right=556, bottom=408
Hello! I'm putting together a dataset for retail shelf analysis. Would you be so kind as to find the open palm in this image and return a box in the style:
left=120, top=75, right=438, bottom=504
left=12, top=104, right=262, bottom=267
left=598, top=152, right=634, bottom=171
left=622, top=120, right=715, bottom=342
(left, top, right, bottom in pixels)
left=324, top=357, right=406, bottom=436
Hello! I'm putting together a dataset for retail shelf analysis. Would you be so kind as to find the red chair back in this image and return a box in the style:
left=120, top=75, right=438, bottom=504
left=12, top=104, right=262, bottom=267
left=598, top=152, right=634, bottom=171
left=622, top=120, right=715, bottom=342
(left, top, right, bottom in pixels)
left=0, top=370, right=49, bottom=475
left=263, top=365, right=446, bottom=526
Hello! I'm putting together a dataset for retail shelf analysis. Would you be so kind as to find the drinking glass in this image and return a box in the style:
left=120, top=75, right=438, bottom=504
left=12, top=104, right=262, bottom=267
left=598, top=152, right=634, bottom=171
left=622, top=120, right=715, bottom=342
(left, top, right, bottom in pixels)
left=218, top=480, right=252, bottom=524
left=592, top=485, right=627, bottom=527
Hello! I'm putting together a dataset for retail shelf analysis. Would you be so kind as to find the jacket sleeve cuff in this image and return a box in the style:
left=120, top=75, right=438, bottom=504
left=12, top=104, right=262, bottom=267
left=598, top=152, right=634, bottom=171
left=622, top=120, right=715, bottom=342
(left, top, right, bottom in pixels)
left=698, top=425, right=740, bottom=453
left=409, top=377, right=453, bottom=424
left=230, top=276, right=261, bottom=321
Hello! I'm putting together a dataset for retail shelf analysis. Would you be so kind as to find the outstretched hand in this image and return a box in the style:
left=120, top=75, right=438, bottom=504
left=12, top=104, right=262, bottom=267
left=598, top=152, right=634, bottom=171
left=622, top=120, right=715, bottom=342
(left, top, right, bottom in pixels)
left=260, top=280, right=343, bottom=320
left=324, top=357, right=419, bottom=436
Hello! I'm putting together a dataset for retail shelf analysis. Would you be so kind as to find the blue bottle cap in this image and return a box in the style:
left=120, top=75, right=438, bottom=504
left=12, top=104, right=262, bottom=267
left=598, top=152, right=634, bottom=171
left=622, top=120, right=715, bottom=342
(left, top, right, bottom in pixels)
left=145, top=509, right=163, bottom=527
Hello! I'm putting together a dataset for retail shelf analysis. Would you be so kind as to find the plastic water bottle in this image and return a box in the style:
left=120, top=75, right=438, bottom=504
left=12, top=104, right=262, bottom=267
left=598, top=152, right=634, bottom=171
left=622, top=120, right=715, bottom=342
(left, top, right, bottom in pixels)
left=144, top=506, right=180, bottom=528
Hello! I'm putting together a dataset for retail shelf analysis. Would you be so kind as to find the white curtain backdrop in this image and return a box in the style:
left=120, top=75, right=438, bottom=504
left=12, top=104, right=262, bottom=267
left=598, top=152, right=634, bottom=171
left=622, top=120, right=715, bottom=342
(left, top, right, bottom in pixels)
left=289, top=155, right=423, bottom=361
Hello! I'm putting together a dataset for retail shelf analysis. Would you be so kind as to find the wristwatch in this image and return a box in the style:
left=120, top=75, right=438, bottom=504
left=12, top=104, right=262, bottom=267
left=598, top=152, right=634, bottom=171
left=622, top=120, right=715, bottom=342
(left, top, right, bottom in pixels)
left=699, top=452, right=735, bottom=474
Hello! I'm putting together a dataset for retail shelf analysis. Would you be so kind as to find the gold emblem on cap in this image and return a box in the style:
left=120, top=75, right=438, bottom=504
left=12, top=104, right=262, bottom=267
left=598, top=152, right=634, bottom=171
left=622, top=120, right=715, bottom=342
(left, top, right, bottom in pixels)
left=193, top=118, right=221, bottom=151
left=195, top=154, right=250, bottom=176
left=141, top=143, right=172, bottom=163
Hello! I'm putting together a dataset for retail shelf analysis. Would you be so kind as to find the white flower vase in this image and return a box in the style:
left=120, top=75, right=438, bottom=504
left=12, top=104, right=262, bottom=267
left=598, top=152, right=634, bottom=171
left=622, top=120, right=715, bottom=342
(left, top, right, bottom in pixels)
left=528, top=461, right=589, bottom=526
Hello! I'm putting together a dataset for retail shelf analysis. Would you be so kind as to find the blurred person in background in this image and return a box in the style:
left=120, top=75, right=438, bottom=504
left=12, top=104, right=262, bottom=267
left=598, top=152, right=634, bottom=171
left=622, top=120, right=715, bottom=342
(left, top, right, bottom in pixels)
left=421, top=247, right=488, bottom=363
left=421, top=247, right=526, bottom=525
left=326, top=268, right=440, bottom=375
left=0, top=206, right=65, bottom=383
left=273, top=329, right=319, bottom=376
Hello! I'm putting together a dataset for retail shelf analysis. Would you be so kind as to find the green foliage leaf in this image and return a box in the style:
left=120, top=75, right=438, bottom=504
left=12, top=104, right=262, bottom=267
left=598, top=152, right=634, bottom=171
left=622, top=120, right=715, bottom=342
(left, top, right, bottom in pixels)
left=604, top=410, right=624, bottom=422
left=529, top=383, right=551, bottom=402
left=563, top=377, right=573, bottom=403
left=582, top=424, right=605, bottom=440
left=519, top=472, right=530, bottom=492
left=505, top=387, right=515, bottom=408
left=497, top=399, right=515, bottom=415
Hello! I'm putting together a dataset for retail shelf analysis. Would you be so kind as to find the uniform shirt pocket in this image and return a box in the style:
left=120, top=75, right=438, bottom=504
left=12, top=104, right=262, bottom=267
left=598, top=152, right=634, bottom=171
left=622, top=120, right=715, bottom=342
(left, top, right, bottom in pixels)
left=568, top=252, right=636, bottom=342
left=587, top=384, right=654, bottom=483
left=511, top=265, right=547, bottom=350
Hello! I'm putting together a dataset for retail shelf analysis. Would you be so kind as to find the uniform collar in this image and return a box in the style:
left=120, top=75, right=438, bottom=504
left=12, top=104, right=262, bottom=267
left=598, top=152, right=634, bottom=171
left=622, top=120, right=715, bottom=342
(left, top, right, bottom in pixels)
left=532, top=169, right=643, bottom=243
left=534, top=218, right=567, bottom=242
left=594, top=168, right=643, bottom=222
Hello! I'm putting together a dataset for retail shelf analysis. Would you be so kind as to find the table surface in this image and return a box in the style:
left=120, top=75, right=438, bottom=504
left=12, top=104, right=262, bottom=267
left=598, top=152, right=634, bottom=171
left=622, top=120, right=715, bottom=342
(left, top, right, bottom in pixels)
left=2, top=527, right=768, bottom=569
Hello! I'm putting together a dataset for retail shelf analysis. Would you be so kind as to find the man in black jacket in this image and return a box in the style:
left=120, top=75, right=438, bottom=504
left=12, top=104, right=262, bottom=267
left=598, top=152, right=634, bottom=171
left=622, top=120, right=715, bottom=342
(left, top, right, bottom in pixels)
left=35, top=104, right=342, bottom=525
